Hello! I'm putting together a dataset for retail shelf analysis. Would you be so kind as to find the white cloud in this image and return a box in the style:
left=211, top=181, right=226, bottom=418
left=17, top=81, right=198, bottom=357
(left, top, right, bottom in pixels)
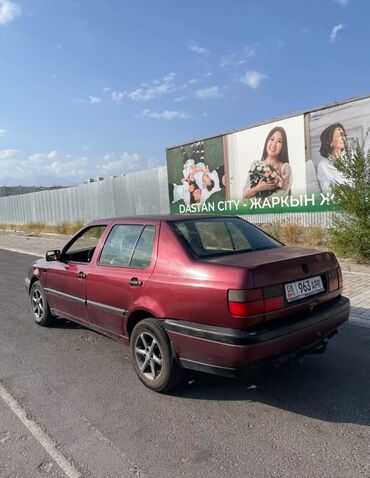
left=240, top=71, right=267, bottom=89
left=0, top=0, right=21, bottom=25
left=0, top=148, right=18, bottom=159
left=141, top=109, right=191, bottom=120
left=163, top=72, right=176, bottom=81
left=98, top=152, right=141, bottom=175
left=29, top=150, right=60, bottom=163
left=49, top=157, right=89, bottom=177
left=111, top=91, right=126, bottom=104
left=102, top=87, right=111, bottom=92
left=127, top=73, right=177, bottom=101
left=23, top=151, right=88, bottom=180
left=0, top=147, right=162, bottom=185
left=88, top=95, right=102, bottom=104
left=0, top=152, right=23, bottom=182
left=333, top=0, right=349, bottom=6
left=97, top=152, right=161, bottom=176
left=188, top=41, right=209, bottom=55
left=0, top=128, right=7, bottom=137
left=195, top=86, right=222, bottom=100
left=330, top=23, right=345, bottom=42
left=220, top=44, right=257, bottom=68
left=0, top=150, right=85, bottom=185
left=174, top=95, right=188, bottom=103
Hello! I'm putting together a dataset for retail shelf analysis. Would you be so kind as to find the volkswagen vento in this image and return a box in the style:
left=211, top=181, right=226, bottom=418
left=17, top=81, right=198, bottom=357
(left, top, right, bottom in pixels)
left=26, top=215, right=350, bottom=392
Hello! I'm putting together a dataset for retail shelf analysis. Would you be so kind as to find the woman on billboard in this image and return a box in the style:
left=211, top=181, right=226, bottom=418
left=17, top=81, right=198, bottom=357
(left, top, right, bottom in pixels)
left=243, top=126, right=292, bottom=199
left=317, top=123, right=346, bottom=191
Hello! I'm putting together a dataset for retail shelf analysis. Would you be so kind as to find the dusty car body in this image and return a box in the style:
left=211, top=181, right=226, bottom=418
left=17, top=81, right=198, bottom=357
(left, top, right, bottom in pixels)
left=26, top=215, right=350, bottom=392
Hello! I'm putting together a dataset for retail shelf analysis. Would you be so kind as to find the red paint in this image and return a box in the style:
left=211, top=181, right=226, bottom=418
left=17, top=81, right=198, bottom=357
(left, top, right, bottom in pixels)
left=26, top=215, right=349, bottom=375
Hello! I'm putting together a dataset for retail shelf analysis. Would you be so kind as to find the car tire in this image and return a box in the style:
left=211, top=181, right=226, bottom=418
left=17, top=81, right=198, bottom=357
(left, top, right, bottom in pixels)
left=130, top=319, right=182, bottom=393
left=30, top=281, right=55, bottom=327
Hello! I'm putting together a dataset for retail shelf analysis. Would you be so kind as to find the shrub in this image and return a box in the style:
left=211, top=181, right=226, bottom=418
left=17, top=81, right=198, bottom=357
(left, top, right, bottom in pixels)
left=305, top=226, right=329, bottom=248
left=261, top=222, right=283, bottom=241
left=24, top=222, right=47, bottom=234
left=55, top=220, right=85, bottom=235
left=280, top=222, right=304, bottom=246
left=329, top=136, right=370, bottom=263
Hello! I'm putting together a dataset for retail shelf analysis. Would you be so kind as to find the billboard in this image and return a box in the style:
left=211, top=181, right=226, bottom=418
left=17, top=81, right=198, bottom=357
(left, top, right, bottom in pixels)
left=166, top=95, right=370, bottom=215
left=167, top=136, right=226, bottom=214
left=308, top=96, right=370, bottom=192
left=227, top=115, right=307, bottom=214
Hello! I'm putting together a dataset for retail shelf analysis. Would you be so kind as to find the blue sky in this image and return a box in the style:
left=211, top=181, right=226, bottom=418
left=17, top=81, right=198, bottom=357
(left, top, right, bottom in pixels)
left=0, top=0, right=369, bottom=186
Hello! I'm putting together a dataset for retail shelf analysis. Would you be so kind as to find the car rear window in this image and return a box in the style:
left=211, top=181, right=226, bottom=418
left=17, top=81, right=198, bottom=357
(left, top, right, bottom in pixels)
left=172, top=217, right=281, bottom=258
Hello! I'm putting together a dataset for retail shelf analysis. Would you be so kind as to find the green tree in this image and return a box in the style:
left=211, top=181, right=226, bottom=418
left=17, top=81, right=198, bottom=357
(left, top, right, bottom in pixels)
left=329, top=136, right=370, bottom=263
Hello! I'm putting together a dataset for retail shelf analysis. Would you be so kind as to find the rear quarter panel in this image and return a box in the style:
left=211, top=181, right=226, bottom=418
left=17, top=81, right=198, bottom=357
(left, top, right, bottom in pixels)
left=141, top=222, right=256, bottom=329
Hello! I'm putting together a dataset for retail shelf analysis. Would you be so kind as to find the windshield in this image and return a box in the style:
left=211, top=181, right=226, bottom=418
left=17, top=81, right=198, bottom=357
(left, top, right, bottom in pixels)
left=172, top=217, right=282, bottom=258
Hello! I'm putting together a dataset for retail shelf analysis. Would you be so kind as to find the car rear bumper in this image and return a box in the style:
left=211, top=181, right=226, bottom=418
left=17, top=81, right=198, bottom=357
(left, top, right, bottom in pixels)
left=164, top=295, right=350, bottom=376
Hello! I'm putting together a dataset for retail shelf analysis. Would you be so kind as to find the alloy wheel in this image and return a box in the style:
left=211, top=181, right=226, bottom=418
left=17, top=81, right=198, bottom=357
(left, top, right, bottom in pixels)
left=31, top=288, right=44, bottom=320
left=134, top=332, right=163, bottom=381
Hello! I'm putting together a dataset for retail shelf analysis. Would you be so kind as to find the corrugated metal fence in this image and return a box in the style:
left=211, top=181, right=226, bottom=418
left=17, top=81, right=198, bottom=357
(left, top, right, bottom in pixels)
left=0, top=166, right=332, bottom=226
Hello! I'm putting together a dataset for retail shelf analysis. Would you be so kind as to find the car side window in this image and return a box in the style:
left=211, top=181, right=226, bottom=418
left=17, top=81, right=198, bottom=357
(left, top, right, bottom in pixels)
left=99, top=225, right=155, bottom=268
left=131, top=226, right=155, bottom=268
left=63, top=226, right=106, bottom=263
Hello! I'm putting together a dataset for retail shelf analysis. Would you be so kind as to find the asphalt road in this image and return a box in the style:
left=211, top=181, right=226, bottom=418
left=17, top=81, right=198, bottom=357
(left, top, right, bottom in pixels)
left=0, top=249, right=369, bottom=478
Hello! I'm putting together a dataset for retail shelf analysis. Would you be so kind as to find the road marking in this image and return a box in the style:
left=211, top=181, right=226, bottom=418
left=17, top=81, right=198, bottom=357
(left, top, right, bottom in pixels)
left=0, top=381, right=81, bottom=478
left=0, top=247, right=42, bottom=257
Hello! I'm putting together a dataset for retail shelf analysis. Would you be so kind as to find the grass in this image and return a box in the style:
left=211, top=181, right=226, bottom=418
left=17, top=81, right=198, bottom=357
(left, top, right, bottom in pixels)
left=260, top=222, right=329, bottom=249
left=0, top=220, right=85, bottom=236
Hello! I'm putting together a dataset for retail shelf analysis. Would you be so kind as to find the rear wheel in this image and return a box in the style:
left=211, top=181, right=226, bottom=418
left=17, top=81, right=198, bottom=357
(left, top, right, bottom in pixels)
left=30, top=281, right=55, bottom=327
left=130, top=319, right=182, bottom=393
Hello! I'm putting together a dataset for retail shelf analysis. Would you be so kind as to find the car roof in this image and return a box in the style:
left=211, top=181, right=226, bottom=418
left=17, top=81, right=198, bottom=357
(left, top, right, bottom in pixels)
left=87, top=214, right=240, bottom=225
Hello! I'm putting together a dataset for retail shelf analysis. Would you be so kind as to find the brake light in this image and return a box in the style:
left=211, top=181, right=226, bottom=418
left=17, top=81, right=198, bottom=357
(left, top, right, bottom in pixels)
left=328, top=269, right=339, bottom=292
left=264, top=296, right=285, bottom=312
left=228, top=289, right=264, bottom=317
left=228, top=287, right=285, bottom=317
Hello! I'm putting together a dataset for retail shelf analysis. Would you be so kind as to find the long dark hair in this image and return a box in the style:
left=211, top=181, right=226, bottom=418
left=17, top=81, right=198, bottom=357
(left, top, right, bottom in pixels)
left=261, top=126, right=289, bottom=164
left=319, top=123, right=346, bottom=158
left=190, top=183, right=201, bottom=204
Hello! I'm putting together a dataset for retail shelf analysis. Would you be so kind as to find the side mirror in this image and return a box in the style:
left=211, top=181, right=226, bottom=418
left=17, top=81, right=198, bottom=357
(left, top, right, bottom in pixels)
left=46, top=250, right=61, bottom=262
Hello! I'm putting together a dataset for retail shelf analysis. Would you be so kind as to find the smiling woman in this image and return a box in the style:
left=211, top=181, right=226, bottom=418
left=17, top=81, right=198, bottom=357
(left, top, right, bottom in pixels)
left=243, top=126, right=293, bottom=199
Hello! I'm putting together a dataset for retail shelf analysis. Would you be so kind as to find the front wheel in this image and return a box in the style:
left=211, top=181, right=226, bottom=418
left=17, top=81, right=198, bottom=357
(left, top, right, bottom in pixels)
left=30, top=281, right=55, bottom=327
left=130, top=319, right=182, bottom=393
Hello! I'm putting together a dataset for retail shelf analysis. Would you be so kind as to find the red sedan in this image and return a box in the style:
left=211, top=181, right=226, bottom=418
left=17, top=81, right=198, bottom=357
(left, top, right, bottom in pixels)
left=26, top=215, right=350, bottom=392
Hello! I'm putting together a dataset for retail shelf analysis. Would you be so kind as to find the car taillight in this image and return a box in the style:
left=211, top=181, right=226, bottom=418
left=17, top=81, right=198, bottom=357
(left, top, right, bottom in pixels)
left=228, top=286, right=285, bottom=317
left=228, top=289, right=264, bottom=317
left=337, top=267, right=343, bottom=288
left=328, top=269, right=339, bottom=292
left=263, top=284, right=285, bottom=312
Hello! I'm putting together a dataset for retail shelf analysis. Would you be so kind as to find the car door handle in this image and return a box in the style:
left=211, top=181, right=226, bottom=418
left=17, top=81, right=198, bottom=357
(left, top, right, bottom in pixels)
left=77, top=271, right=87, bottom=279
left=128, top=278, right=143, bottom=286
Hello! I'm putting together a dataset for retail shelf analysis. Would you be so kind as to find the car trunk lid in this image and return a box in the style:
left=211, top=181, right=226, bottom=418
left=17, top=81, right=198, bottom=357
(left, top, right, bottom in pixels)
left=202, top=246, right=338, bottom=288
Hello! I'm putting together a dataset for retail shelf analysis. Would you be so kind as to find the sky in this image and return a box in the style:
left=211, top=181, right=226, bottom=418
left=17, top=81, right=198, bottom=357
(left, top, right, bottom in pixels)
left=0, top=0, right=369, bottom=186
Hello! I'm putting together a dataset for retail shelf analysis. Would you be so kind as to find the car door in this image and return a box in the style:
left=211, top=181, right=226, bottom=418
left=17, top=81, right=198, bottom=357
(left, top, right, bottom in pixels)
left=45, top=225, right=107, bottom=323
left=85, top=222, right=157, bottom=337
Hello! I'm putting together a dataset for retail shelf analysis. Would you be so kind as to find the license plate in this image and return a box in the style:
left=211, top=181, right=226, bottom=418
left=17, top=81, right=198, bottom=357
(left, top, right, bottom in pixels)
left=285, top=275, right=324, bottom=302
